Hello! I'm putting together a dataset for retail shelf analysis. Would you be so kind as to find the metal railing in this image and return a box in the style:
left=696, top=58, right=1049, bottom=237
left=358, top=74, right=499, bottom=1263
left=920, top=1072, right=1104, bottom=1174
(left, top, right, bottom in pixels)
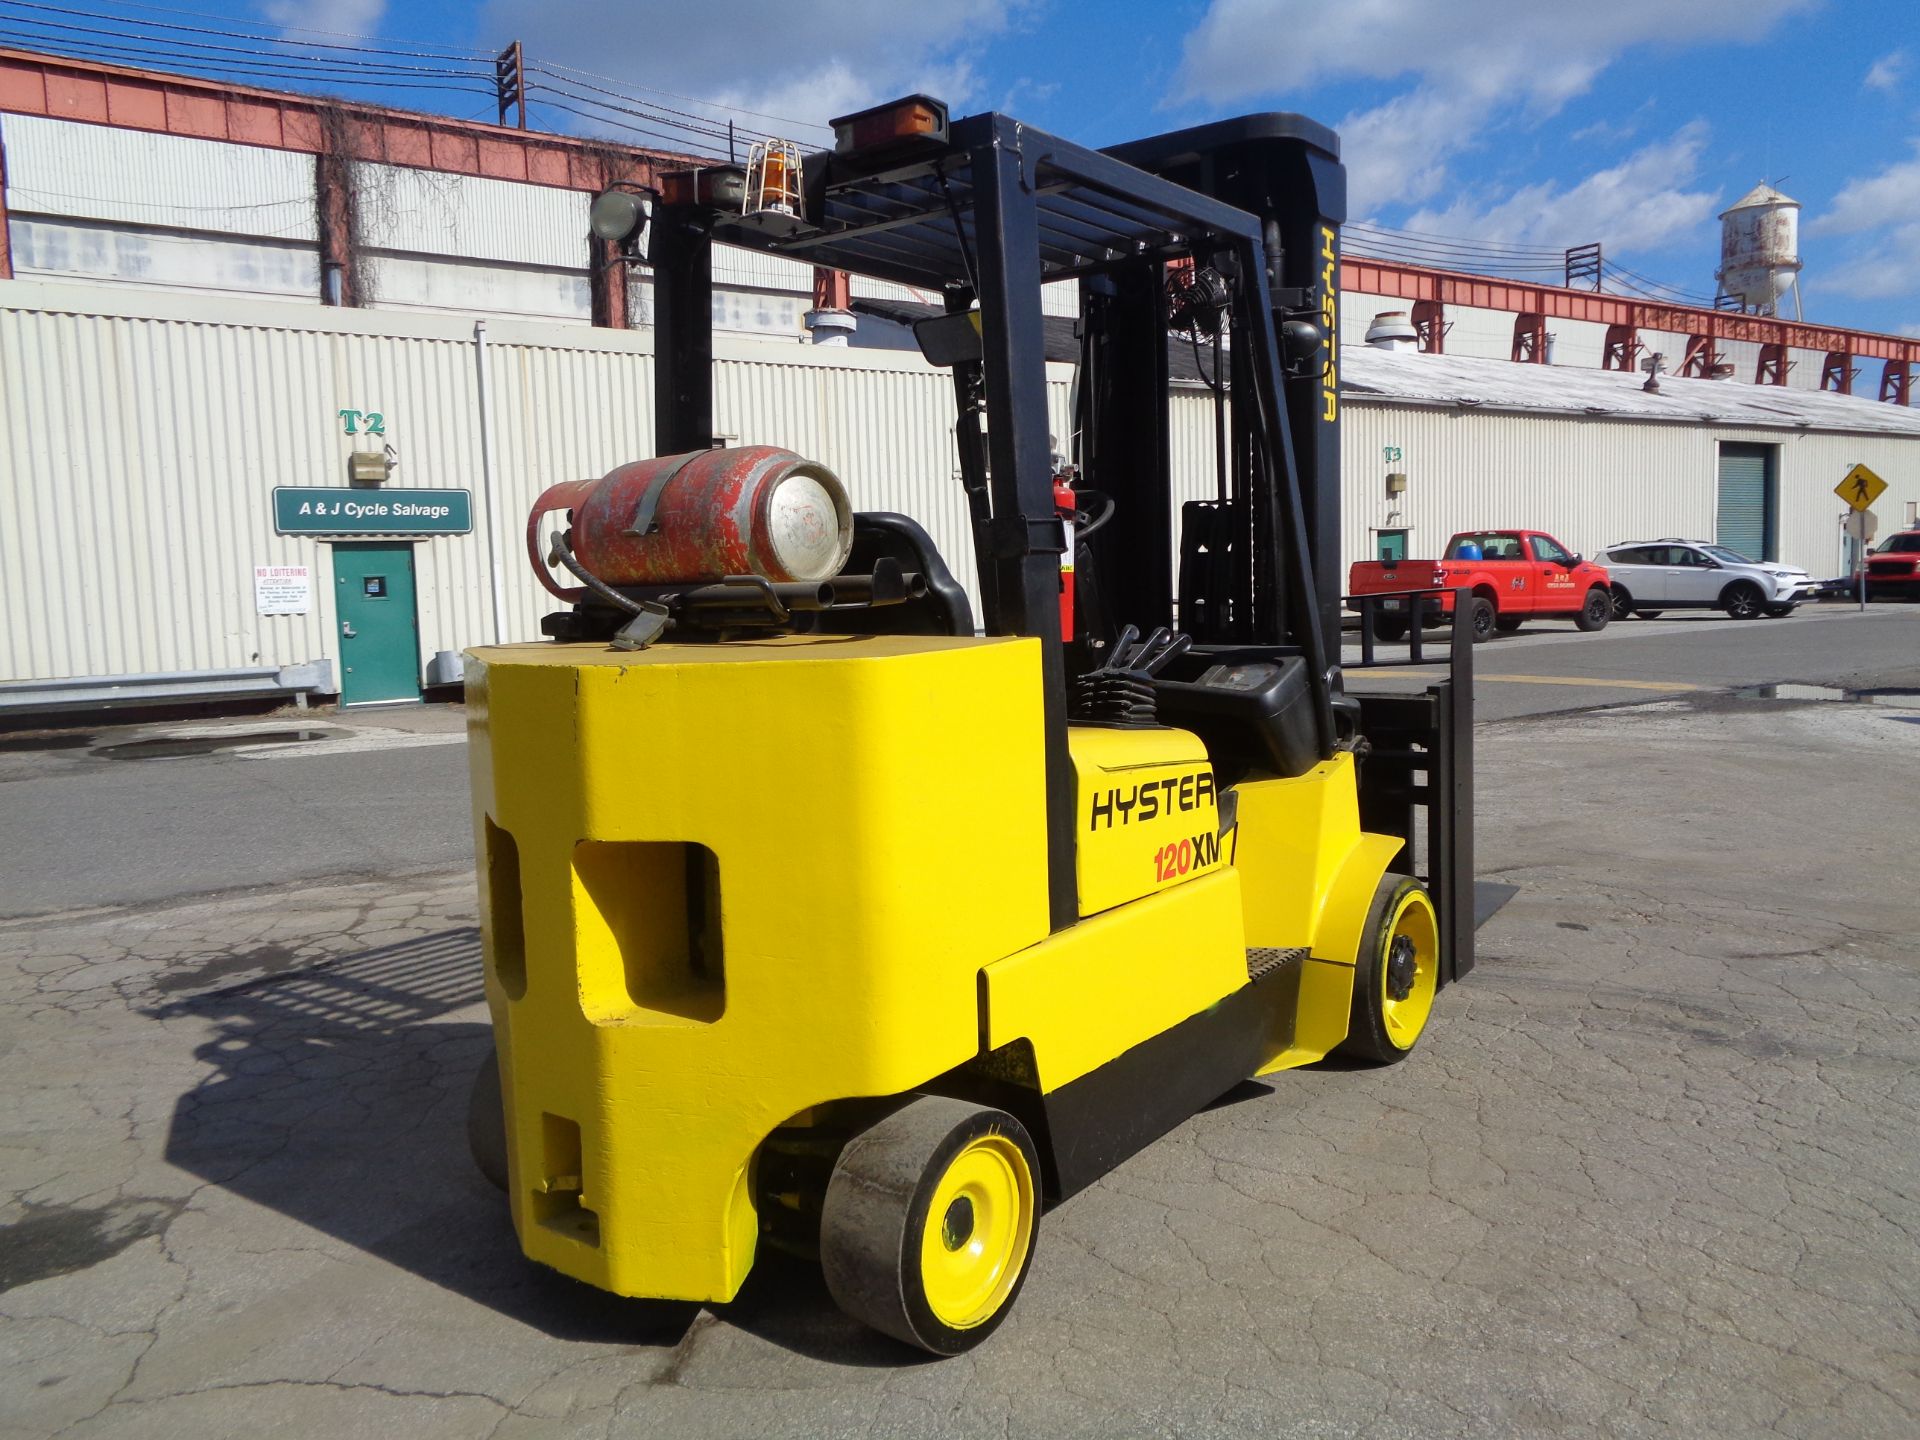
left=0, top=661, right=335, bottom=718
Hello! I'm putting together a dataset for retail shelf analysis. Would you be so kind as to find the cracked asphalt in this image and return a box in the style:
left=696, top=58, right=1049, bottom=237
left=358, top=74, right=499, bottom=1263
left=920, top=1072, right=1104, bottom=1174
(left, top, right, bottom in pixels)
left=3, top=690, right=1919, bottom=1437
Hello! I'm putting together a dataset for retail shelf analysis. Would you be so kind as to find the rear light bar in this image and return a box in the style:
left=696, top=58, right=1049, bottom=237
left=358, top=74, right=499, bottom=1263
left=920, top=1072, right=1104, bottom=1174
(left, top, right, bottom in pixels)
left=831, top=95, right=949, bottom=157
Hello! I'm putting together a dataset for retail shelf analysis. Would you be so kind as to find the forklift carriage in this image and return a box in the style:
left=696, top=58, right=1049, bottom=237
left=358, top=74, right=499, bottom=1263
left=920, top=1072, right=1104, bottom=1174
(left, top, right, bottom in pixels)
left=464, top=97, right=1473, bottom=1355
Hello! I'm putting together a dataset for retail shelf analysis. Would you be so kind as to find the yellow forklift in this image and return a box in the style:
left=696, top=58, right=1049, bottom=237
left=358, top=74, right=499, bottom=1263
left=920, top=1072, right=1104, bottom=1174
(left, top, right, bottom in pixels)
left=464, top=97, right=1474, bottom=1354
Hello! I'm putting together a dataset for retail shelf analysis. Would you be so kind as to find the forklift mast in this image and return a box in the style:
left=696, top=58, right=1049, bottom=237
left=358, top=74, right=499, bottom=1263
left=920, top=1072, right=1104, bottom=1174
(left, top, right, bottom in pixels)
left=1101, top=116, right=1346, bottom=660
left=645, top=103, right=1342, bottom=933
left=628, top=100, right=1466, bottom=978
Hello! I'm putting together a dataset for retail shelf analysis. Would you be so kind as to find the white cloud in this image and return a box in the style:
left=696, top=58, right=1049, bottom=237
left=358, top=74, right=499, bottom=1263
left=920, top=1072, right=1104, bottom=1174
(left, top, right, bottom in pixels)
left=480, top=0, right=1011, bottom=137
left=1337, top=87, right=1484, bottom=209
left=1172, top=0, right=1815, bottom=108
left=257, top=0, right=388, bottom=38
left=1865, top=50, right=1907, bottom=92
left=1813, top=141, right=1920, bottom=236
left=1812, top=140, right=1920, bottom=303
left=1398, top=123, right=1719, bottom=255
left=1172, top=0, right=1814, bottom=215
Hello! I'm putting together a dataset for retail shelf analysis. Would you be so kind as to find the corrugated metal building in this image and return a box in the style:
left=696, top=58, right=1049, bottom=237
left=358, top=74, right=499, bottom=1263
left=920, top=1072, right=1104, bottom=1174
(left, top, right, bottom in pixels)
left=3, top=61, right=1917, bottom=708
left=0, top=278, right=1075, bottom=704
left=4, top=275, right=1916, bottom=707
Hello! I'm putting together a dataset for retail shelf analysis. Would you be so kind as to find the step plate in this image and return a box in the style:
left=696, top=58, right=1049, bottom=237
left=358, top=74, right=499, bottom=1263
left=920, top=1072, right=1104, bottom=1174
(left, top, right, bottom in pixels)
left=1246, top=946, right=1308, bottom=985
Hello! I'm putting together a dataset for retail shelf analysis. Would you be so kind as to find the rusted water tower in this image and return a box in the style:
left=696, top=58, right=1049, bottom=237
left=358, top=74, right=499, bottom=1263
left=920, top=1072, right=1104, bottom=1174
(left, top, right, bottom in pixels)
left=1716, top=182, right=1803, bottom=319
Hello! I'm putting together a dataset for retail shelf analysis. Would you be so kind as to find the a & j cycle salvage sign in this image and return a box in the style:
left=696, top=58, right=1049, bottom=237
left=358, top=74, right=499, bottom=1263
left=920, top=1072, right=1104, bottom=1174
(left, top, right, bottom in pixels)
left=273, top=488, right=472, bottom=536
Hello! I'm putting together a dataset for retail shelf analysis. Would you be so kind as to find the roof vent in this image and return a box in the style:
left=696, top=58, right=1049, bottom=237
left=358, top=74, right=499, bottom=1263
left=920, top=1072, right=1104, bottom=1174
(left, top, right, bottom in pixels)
left=1365, top=310, right=1418, bottom=351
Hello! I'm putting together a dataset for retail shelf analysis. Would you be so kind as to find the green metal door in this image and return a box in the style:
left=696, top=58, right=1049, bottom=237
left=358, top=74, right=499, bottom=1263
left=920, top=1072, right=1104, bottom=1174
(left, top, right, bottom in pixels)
left=333, top=542, right=421, bottom=705
left=1716, top=443, right=1775, bottom=560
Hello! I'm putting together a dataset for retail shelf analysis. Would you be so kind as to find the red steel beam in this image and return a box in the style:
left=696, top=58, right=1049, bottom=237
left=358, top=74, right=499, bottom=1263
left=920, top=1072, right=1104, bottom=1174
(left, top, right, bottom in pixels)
left=1342, top=256, right=1920, bottom=368
left=0, top=47, right=675, bottom=193
left=4, top=49, right=1915, bottom=382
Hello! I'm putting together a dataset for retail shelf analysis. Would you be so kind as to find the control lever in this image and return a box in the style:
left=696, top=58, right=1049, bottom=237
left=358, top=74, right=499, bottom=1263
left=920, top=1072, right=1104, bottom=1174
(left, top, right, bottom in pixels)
left=1068, top=624, right=1193, bottom=728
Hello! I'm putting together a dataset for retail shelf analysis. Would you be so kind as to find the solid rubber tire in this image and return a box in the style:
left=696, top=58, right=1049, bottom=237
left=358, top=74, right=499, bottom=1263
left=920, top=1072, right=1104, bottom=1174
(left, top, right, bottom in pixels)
left=1336, top=874, right=1438, bottom=1066
left=467, top=1049, right=508, bottom=1192
left=1574, top=587, right=1611, bottom=632
left=820, top=1098, right=1040, bottom=1355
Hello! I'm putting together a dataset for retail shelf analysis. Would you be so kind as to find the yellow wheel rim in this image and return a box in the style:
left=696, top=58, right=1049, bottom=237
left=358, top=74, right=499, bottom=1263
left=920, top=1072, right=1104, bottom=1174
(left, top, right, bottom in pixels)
left=1379, top=887, right=1439, bottom=1050
left=919, top=1132, right=1035, bottom=1330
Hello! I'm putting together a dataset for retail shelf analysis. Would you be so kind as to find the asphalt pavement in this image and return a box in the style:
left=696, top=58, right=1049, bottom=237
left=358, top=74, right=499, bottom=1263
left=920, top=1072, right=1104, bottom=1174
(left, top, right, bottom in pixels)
left=4, top=675, right=1917, bottom=1437
left=0, top=711, right=472, bottom=918
left=1344, top=600, right=1920, bottom=719
left=1, top=602, right=1915, bottom=918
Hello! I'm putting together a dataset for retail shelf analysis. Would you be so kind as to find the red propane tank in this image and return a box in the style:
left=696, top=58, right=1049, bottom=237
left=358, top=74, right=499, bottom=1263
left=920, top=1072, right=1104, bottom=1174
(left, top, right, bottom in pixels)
left=1054, top=468, right=1076, bottom=641
left=528, top=445, right=854, bottom=600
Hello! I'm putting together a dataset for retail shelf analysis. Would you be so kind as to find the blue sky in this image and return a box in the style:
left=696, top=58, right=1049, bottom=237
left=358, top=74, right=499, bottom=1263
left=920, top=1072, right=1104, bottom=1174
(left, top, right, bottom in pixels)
left=19, top=1, right=1920, bottom=335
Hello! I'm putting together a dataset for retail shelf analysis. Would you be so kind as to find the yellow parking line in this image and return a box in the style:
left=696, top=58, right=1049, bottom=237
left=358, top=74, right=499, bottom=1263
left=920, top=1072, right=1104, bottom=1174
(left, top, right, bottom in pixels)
left=1360, top=671, right=1705, bottom=692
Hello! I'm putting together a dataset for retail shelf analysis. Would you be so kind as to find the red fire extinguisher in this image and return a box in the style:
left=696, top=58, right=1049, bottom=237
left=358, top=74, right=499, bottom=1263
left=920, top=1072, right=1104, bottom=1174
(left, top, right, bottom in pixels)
left=1053, top=466, right=1077, bottom=641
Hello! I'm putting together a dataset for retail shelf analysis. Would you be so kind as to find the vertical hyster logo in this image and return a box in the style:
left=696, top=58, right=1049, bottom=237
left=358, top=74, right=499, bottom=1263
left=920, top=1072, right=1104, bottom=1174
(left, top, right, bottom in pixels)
left=1320, top=225, right=1338, bottom=422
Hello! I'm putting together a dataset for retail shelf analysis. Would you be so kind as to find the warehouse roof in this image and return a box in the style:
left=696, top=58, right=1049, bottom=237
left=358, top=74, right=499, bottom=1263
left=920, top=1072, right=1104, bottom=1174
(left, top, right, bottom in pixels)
left=854, top=294, right=1920, bottom=438
left=1338, top=345, right=1920, bottom=438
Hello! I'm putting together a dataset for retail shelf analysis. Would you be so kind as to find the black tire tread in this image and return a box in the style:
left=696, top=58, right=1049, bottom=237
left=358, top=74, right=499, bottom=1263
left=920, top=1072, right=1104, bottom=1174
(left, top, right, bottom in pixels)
left=1336, top=874, right=1432, bottom=1067
left=467, top=1049, right=509, bottom=1192
left=1574, top=586, right=1611, bottom=632
left=820, top=1098, right=1039, bottom=1356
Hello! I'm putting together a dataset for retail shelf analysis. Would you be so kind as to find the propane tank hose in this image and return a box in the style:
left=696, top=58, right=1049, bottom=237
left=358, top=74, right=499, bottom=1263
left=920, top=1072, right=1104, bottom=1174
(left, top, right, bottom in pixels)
left=548, top=530, right=672, bottom=650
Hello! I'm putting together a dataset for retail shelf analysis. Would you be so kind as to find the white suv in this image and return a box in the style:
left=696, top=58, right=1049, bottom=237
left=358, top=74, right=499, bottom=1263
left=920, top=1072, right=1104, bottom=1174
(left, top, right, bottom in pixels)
left=1600, top=540, right=1817, bottom=620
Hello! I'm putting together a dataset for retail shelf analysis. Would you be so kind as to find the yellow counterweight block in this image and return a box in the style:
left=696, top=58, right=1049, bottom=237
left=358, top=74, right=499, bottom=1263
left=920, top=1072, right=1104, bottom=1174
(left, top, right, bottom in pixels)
left=1229, top=751, right=1407, bottom=1071
left=465, top=635, right=1053, bottom=1303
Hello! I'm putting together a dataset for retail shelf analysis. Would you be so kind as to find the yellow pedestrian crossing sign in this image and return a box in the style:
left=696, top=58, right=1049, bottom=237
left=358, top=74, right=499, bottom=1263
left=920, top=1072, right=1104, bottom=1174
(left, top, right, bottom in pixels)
left=1836, top=463, right=1886, bottom=513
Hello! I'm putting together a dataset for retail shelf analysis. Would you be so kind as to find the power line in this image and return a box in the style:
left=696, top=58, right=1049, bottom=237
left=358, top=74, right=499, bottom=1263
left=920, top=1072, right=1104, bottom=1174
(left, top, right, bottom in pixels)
left=526, top=69, right=769, bottom=146
left=534, top=56, right=834, bottom=138
left=0, top=3, right=807, bottom=161
left=0, top=10, right=488, bottom=78
left=1603, top=260, right=1717, bottom=307
left=0, top=27, right=497, bottom=96
left=0, top=0, right=488, bottom=62
left=1346, top=220, right=1565, bottom=259
left=525, top=94, right=728, bottom=161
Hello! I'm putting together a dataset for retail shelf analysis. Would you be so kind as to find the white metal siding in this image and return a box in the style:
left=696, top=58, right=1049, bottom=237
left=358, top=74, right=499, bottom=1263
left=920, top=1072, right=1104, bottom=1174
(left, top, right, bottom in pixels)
left=4, top=277, right=1917, bottom=689
left=2, top=114, right=317, bottom=240
left=356, top=164, right=589, bottom=270
left=1335, top=403, right=1916, bottom=580
left=11, top=217, right=322, bottom=300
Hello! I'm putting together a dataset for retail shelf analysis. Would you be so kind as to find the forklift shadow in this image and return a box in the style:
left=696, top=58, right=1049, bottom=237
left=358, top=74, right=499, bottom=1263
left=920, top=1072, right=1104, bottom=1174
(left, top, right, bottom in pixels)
left=150, top=927, right=698, bottom=1349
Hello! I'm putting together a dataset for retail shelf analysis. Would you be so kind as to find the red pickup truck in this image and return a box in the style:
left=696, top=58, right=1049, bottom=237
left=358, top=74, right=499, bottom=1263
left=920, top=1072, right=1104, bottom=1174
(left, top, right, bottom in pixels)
left=1349, top=530, right=1614, bottom=642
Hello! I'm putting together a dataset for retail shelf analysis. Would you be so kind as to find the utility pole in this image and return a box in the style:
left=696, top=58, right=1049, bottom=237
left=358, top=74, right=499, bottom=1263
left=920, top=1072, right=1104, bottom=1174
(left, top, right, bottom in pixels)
left=496, top=42, right=526, bottom=129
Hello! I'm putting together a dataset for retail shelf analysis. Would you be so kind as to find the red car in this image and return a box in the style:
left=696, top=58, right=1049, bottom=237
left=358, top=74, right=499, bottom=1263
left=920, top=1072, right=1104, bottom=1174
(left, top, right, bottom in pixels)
left=1349, top=529, right=1614, bottom=642
left=1866, top=530, right=1920, bottom=599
